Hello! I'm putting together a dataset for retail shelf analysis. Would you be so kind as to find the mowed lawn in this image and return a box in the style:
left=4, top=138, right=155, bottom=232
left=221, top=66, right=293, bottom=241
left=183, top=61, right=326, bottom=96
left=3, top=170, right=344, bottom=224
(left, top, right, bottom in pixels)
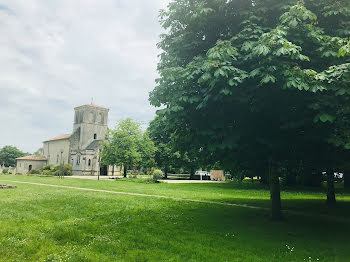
left=0, top=175, right=349, bottom=261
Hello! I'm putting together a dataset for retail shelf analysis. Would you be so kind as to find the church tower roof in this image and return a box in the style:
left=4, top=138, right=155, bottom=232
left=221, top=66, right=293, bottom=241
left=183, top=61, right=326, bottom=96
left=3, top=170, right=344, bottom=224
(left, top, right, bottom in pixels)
left=74, top=104, right=109, bottom=110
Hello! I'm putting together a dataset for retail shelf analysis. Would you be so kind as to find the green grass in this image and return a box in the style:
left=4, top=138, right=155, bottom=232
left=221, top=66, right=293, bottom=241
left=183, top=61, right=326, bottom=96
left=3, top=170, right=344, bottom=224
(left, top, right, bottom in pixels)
left=0, top=175, right=349, bottom=261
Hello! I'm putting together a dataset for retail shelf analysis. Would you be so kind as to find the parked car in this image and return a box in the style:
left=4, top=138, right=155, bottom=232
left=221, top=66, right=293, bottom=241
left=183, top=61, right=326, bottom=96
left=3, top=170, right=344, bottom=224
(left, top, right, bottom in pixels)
left=322, top=172, right=343, bottom=181
left=195, top=171, right=209, bottom=176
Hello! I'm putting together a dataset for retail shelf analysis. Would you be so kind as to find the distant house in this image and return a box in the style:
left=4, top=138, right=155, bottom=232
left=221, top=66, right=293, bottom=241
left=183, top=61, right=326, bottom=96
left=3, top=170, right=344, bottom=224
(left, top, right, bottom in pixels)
left=15, top=104, right=121, bottom=176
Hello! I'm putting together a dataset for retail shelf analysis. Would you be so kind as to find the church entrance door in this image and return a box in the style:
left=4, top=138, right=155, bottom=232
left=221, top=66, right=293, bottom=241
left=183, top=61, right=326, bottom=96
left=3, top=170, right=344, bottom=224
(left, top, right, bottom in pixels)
left=100, top=165, right=108, bottom=176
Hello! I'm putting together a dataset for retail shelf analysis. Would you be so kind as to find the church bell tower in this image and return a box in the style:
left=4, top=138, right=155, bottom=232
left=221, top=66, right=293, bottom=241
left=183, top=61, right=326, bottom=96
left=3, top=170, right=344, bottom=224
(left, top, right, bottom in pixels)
left=72, top=104, right=109, bottom=151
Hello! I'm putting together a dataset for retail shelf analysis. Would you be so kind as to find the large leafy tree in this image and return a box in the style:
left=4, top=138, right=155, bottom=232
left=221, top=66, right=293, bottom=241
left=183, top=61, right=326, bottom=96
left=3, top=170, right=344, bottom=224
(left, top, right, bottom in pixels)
left=101, top=118, right=155, bottom=177
left=150, top=0, right=350, bottom=219
left=148, top=116, right=177, bottom=178
left=137, top=131, right=157, bottom=171
left=0, top=146, right=27, bottom=167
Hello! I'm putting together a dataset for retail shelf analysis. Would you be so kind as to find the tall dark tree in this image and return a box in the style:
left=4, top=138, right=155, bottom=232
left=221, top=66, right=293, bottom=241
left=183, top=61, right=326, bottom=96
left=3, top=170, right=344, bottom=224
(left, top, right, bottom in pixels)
left=148, top=116, right=176, bottom=178
left=150, top=0, right=350, bottom=219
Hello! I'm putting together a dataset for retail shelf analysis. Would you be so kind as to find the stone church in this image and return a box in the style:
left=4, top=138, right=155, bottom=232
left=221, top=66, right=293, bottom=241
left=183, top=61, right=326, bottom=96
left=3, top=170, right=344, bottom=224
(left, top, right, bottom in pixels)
left=16, top=104, right=120, bottom=176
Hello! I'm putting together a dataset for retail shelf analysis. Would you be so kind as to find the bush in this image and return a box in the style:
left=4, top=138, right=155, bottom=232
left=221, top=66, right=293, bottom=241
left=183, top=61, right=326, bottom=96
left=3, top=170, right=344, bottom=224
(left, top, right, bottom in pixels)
left=152, top=169, right=163, bottom=182
left=41, top=164, right=55, bottom=172
left=127, top=173, right=137, bottom=178
left=54, top=164, right=73, bottom=176
left=153, top=169, right=163, bottom=177
left=2, top=168, right=8, bottom=174
left=28, top=169, right=41, bottom=175
left=41, top=170, right=55, bottom=177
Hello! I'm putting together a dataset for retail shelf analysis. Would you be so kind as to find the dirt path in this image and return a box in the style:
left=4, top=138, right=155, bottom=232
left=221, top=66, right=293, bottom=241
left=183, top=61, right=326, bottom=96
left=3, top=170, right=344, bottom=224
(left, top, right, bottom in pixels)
left=1, top=180, right=348, bottom=223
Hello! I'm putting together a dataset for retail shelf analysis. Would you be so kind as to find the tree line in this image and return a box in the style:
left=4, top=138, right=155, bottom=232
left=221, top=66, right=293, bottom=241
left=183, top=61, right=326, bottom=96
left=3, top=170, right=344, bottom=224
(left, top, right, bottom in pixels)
left=0, top=146, right=29, bottom=167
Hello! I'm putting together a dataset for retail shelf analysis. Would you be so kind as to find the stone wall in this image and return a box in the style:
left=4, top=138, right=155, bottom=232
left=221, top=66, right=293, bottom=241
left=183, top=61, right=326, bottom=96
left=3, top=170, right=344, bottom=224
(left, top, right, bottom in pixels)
left=43, top=139, right=70, bottom=166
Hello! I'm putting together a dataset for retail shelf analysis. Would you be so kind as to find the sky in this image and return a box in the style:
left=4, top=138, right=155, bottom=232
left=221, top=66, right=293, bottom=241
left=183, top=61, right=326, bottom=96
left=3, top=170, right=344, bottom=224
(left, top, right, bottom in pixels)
left=0, top=0, right=170, bottom=153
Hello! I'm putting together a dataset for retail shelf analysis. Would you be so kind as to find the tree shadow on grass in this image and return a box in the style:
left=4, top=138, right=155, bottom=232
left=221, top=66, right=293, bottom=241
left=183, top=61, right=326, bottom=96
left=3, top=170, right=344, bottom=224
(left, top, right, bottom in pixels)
left=1, top=187, right=350, bottom=261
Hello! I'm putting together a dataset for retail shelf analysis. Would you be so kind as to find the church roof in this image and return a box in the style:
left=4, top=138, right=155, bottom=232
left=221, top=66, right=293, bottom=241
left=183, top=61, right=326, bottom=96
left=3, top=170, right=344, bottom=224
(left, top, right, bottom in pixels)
left=44, top=134, right=72, bottom=142
left=16, top=155, right=47, bottom=161
left=75, top=104, right=109, bottom=110
left=85, top=140, right=102, bottom=150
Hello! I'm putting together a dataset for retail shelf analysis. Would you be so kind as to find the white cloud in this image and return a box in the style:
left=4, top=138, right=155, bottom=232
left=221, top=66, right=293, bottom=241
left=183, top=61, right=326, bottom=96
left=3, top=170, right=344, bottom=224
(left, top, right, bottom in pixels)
left=0, top=0, right=170, bottom=152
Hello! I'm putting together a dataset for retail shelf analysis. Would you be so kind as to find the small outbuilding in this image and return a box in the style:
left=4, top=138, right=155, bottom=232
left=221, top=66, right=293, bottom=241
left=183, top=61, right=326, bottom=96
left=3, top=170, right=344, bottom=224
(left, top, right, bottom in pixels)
left=210, top=170, right=225, bottom=181
left=16, top=155, right=47, bottom=174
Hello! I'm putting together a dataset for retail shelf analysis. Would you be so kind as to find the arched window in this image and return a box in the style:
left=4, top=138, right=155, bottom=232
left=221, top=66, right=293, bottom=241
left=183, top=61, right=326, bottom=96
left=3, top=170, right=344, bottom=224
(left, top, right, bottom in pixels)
left=88, top=159, right=91, bottom=166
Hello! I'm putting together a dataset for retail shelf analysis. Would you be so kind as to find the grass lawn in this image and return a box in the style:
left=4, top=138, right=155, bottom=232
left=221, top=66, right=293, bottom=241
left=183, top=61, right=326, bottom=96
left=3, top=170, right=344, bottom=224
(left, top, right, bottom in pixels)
left=0, top=175, right=349, bottom=261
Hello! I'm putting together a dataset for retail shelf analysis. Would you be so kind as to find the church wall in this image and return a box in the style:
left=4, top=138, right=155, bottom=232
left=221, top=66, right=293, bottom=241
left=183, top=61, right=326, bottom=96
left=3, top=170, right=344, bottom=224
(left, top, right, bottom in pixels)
left=43, top=139, right=70, bottom=166
left=71, top=147, right=103, bottom=176
left=79, top=124, right=108, bottom=150
left=16, top=160, right=47, bottom=174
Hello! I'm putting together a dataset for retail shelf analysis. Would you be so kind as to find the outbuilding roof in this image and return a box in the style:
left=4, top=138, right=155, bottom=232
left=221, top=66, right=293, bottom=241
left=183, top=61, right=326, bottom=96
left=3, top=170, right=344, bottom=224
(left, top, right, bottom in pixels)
left=16, top=155, right=47, bottom=161
left=44, top=134, right=71, bottom=142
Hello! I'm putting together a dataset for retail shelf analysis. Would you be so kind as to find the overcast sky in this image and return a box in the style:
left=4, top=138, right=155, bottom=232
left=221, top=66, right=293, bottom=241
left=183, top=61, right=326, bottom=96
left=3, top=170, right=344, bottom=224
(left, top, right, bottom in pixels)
left=0, top=0, right=170, bottom=153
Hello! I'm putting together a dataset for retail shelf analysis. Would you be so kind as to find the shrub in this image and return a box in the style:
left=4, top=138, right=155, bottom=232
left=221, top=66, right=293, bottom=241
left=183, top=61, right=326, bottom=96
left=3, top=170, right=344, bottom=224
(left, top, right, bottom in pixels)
left=41, top=170, right=55, bottom=177
left=41, top=164, right=55, bottom=172
left=2, top=168, right=8, bottom=174
left=28, top=169, right=41, bottom=175
left=54, top=164, right=73, bottom=176
left=152, top=169, right=163, bottom=182
left=153, top=169, right=163, bottom=177
left=127, top=173, right=137, bottom=178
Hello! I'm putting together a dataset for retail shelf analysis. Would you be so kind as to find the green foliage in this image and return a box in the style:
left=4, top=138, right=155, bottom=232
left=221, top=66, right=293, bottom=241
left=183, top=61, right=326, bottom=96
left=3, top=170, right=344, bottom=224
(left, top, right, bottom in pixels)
left=28, top=169, right=41, bottom=175
left=0, top=146, right=27, bottom=167
left=150, top=0, right=350, bottom=189
left=101, top=118, right=156, bottom=173
left=148, top=116, right=183, bottom=176
left=33, top=148, right=43, bottom=156
left=41, top=164, right=55, bottom=172
left=153, top=169, right=163, bottom=177
left=54, top=164, right=73, bottom=176
left=41, top=170, right=55, bottom=177
left=152, top=173, right=163, bottom=183
left=2, top=168, right=8, bottom=174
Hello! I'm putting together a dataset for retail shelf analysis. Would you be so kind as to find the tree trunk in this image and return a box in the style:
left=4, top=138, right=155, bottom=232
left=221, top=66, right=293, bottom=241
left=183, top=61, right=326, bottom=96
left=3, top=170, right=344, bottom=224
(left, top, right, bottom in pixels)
left=326, top=169, right=336, bottom=205
left=190, top=167, right=195, bottom=180
left=123, top=165, right=127, bottom=178
left=260, top=169, right=269, bottom=185
left=344, top=172, right=350, bottom=190
left=112, top=165, right=115, bottom=176
left=164, top=166, right=168, bottom=179
left=269, top=160, right=282, bottom=220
